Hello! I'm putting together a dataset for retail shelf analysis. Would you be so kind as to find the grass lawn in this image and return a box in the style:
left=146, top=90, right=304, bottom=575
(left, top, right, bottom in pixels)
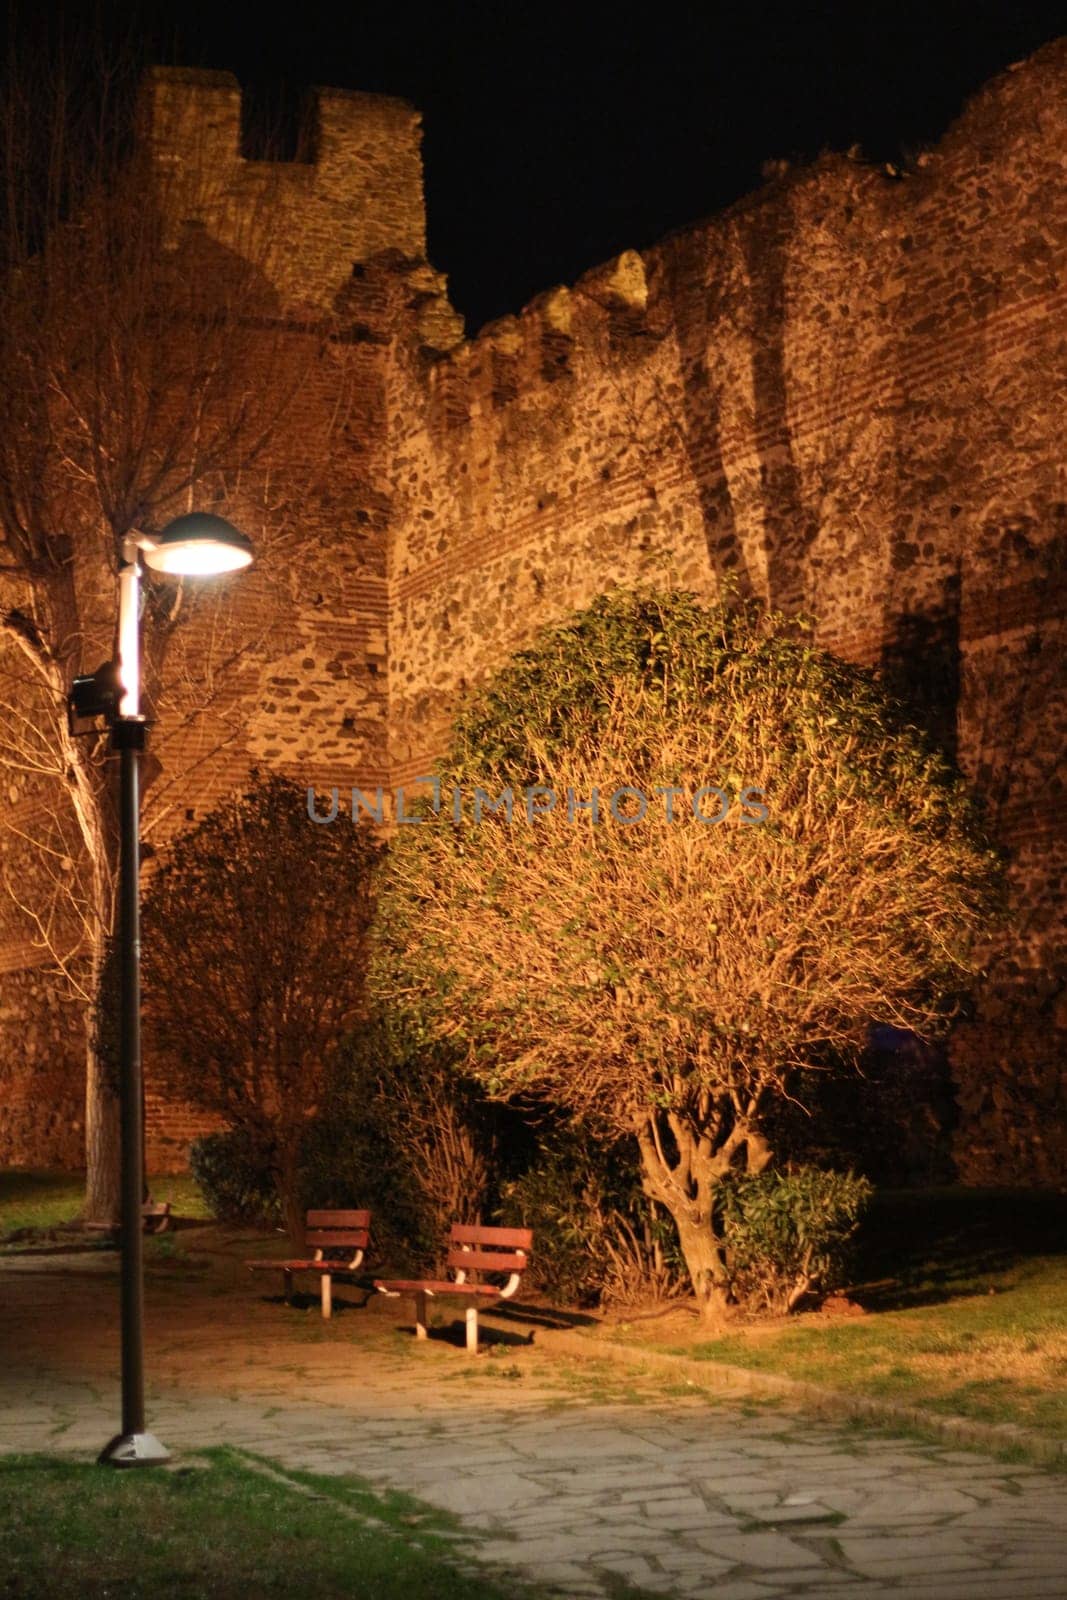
left=0, top=1169, right=211, bottom=1239
left=0, top=1447, right=538, bottom=1599
left=661, top=1189, right=1067, bottom=1439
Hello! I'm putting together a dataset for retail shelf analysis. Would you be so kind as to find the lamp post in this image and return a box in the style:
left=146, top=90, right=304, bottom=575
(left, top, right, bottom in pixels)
left=94, top=513, right=253, bottom=1468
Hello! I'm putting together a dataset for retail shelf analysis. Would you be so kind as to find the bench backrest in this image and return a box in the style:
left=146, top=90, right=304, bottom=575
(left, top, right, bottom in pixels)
left=446, top=1223, right=532, bottom=1282
left=305, top=1209, right=371, bottom=1256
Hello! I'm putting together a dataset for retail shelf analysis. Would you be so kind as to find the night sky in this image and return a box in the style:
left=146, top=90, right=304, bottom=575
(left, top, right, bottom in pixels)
left=26, top=2, right=1067, bottom=332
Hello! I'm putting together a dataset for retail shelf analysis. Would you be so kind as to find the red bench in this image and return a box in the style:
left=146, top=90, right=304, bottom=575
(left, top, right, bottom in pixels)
left=375, top=1223, right=533, bottom=1353
left=246, top=1209, right=370, bottom=1319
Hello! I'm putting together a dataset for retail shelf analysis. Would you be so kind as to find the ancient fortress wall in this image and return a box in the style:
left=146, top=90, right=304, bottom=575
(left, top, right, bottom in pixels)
left=0, top=68, right=457, bottom=1170
left=388, top=43, right=1064, bottom=769
left=1, top=47, right=1063, bottom=1179
left=137, top=67, right=427, bottom=305
left=384, top=41, right=1066, bottom=1183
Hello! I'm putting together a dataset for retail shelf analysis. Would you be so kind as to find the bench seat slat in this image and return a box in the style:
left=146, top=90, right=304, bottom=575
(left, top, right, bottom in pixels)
left=445, top=1247, right=528, bottom=1273
left=374, top=1278, right=502, bottom=1298
left=247, top=1258, right=362, bottom=1273
left=306, top=1210, right=369, bottom=1227
left=450, top=1224, right=532, bottom=1248
left=305, top=1229, right=369, bottom=1248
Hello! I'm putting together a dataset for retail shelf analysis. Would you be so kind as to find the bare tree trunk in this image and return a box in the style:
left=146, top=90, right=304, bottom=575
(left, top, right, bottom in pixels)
left=84, top=1018, right=121, bottom=1224
left=83, top=877, right=120, bottom=1223
left=71, top=740, right=122, bottom=1225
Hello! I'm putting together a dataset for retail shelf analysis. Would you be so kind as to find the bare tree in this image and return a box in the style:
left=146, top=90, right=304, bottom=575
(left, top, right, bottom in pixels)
left=0, top=34, right=333, bottom=1219
left=142, top=773, right=381, bottom=1244
left=378, top=590, right=1001, bottom=1319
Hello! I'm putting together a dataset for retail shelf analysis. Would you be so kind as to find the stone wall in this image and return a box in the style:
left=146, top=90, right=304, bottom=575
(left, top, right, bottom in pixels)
left=383, top=39, right=1066, bottom=1184
left=0, top=69, right=459, bottom=1173
left=1, top=47, right=1063, bottom=1180
left=138, top=67, right=429, bottom=310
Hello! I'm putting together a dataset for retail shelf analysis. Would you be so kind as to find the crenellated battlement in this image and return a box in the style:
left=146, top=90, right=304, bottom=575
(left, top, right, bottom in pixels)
left=423, top=246, right=659, bottom=430
left=136, top=67, right=436, bottom=315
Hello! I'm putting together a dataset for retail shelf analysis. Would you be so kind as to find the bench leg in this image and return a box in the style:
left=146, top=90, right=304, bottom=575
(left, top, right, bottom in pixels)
left=321, top=1273, right=332, bottom=1320
left=283, top=1269, right=293, bottom=1306
left=414, top=1290, right=429, bottom=1339
left=466, top=1305, right=478, bottom=1354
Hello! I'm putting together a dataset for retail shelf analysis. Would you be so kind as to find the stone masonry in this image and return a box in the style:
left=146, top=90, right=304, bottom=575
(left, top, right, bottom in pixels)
left=0, top=45, right=1063, bottom=1179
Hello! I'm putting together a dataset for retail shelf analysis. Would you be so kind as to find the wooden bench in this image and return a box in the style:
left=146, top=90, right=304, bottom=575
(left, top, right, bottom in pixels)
left=375, top=1223, right=533, bottom=1353
left=246, top=1209, right=370, bottom=1319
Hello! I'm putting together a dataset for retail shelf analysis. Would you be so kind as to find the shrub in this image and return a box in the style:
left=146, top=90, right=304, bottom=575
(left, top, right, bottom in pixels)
left=499, top=1126, right=686, bottom=1307
left=299, top=1017, right=496, bottom=1273
left=297, top=1109, right=430, bottom=1274
left=718, top=1166, right=873, bottom=1314
left=189, top=1129, right=281, bottom=1227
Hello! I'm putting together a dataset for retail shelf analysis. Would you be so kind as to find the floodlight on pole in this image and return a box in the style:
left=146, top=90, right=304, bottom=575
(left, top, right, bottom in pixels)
left=116, top=515, right=252, bottom=717
left=96, top=511, right=254, bottom=1469
left=141, top=512, right=254, bottom=577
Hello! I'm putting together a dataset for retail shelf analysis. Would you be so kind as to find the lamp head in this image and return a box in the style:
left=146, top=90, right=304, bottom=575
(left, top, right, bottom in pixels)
left=142, top=513, right=253, bottom=576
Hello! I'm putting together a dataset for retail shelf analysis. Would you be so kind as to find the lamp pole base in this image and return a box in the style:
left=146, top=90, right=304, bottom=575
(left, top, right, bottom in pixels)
left=98, top=1432, right=171, bottom=1468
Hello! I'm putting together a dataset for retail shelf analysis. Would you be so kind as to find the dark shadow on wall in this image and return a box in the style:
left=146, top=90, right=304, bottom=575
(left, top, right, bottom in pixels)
left=658, top=232, right=750, bottom=593
left=880, top=572, right=962, bottom=762
left=763, top=1029, right=958, bottom=1189
left=964, top=519, right=1066, bottom=837
left=738, top=196, right=820, bottom=615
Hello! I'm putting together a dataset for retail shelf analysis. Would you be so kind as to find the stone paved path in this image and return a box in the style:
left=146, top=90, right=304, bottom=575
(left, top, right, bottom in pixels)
left=2, top=1251, right=1066, bottom=1599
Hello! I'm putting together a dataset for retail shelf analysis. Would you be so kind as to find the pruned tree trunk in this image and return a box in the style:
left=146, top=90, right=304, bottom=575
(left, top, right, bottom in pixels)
left=634, top=1109, right=772, bottom=1322
left=634, top=1115, right=728, bottom=1321
left=672, top=1207, right=731, bottom=1321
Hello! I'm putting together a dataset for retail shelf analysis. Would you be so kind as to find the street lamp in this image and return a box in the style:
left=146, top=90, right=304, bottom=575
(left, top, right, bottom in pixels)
left=85, top=512, right=254, bottom=1468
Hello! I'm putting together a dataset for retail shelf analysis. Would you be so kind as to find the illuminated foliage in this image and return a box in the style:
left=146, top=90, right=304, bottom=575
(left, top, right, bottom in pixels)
left=378, top=589, right=1001, bottom=1316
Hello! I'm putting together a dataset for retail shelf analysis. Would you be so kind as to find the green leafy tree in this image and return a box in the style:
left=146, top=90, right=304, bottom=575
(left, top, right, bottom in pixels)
left=377, top=589, right=1001, bottom=1318
left=143, top=772, right=380, bottom=1242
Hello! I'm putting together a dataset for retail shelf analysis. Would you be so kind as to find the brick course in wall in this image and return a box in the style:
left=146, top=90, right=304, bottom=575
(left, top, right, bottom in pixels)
left=1, top=47, right=1063, bottom=1180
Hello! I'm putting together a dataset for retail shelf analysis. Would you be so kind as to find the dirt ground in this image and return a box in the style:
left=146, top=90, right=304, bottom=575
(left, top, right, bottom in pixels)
left=0, top=1224, right=636, bottom=1412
